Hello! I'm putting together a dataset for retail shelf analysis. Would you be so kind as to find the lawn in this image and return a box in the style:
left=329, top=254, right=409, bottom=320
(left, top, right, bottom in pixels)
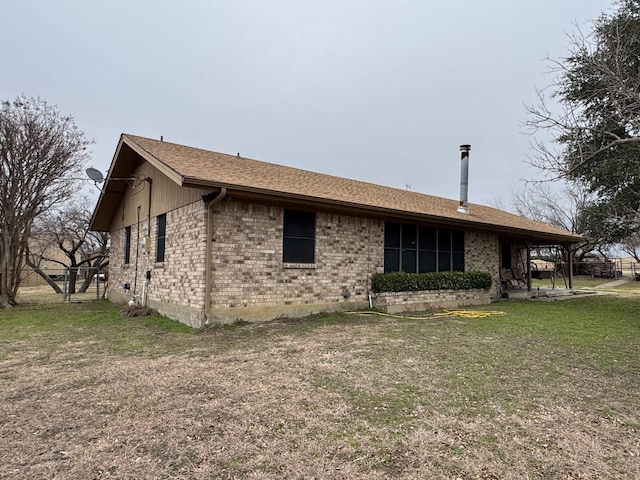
left=1, top=298, right=639, bottom=479
left=532, top=275, right=640, bottom=298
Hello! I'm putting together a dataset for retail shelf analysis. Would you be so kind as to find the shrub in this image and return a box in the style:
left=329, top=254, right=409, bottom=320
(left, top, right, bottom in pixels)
left=371, top=271, right=492, bottom=293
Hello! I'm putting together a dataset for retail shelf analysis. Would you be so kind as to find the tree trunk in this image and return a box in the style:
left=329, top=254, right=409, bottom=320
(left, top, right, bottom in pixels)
left=67, top=268, right=78, bottom=295
left=0, top=233, right=22, bottom=307
left=23, top=257, right=63, bottom=294
left=77, top=255, right=108, bottom=294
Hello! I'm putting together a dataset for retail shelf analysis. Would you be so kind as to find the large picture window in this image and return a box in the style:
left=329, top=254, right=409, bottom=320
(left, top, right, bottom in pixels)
left=384, top=222, right=464, bottom=273
left=156, top=213, right=167, bottom=263
left=283, top=209, right=316, bottom=263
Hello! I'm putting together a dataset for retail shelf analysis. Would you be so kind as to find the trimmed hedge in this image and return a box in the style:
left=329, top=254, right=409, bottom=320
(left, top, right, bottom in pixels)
left=371, top=271, right=492, bottom=293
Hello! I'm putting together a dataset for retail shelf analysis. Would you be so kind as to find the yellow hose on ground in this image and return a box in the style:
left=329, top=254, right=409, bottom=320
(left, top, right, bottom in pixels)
left=347, top=310, right=507, bottom=320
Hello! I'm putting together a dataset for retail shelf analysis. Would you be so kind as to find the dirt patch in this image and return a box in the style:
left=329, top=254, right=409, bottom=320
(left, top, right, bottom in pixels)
left=1, top=306, right=639, bottom=479
left=120, top=305, right=156, bottom=317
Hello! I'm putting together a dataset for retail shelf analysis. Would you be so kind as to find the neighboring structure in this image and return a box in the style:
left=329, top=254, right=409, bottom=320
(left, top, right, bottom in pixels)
left=89, top=134, right=582, bottom=327
left=21, top=236, right=69, bottom=287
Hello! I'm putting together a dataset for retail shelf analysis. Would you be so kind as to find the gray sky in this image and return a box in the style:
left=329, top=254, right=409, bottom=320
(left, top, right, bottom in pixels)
left=1, top=0, right=610, bottom=207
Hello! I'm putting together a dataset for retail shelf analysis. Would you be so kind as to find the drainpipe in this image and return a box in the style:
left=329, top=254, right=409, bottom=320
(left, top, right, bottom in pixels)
left=145, top=177, right=153, bottom=237
left=133, top=205, right=141, bottom=296
left=203, top=188, right=227, bottom=326
left=457, top=144, right=471, bottom=214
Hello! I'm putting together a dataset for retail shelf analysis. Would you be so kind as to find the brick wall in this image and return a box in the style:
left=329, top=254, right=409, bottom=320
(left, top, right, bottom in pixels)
left=108, top=198, right=500, bottom=325
left=151, top=202, right=207, bottom=310
left=209, top=201, right=384, bottom=316
left=108, top=201, right=207, bottom=326
left=464, top=229, right=500, bottom=298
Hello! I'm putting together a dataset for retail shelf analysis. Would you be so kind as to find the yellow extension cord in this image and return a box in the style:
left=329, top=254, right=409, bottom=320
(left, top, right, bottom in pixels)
left=347, top=309, right=507, bottom=320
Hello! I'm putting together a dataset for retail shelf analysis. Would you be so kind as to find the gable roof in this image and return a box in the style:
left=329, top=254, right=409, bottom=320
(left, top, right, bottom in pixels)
left=90, top=134, right=582, bottom=244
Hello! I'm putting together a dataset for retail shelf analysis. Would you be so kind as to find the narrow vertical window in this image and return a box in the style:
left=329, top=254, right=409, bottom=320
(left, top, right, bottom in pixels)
left=384, top=222, right=400, bottom=273
left=401, top=224, right=417, bottom=273
left=156, top=213, right=167, bottom=263
left=452, top=230, right=465, bottom=272
left=418, top=226, right=437, bottom=273
left=283, top=209, right=315, bottom=263
left=501, top=243, right=512, bottom=269
left=438, top=229, right=452, bottom=271
left=124, top=226, right=131, bottom=264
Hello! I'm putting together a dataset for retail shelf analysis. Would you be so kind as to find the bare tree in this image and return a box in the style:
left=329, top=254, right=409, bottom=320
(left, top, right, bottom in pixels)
left=511, top=181, right=599, bottom=261
left=25, top=198, right=109, bottom=294
left=525, top=0, right=640, bottom=242
left=0, top=96, right=90, bottom=307
left=618, top=232, right=640, bottom=262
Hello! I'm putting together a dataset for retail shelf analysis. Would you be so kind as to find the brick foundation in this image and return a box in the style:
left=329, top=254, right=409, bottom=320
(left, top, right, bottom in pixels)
left=374, top=289, right=491, bottom=314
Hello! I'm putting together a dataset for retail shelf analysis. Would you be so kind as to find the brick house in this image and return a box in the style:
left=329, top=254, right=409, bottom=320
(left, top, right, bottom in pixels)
left=89, top=134, right=582, bottom=327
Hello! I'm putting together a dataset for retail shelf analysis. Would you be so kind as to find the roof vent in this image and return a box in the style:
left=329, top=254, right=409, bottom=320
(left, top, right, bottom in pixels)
left=457, top=144, right=471, bottom=214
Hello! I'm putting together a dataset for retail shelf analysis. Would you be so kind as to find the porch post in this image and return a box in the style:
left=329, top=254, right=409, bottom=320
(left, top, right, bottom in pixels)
left=526, top=242, right=532, bottom=292
left=567, top=243, right=574, bottom=289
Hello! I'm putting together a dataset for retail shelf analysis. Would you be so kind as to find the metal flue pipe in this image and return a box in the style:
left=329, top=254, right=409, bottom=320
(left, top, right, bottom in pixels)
left=457, top=144, right=471, bottom=214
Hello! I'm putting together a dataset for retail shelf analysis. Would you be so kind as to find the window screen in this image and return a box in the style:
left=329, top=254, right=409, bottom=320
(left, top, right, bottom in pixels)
left=283, top=209, right=315, bottom=263
left=384, top=222, right=465, bottom=273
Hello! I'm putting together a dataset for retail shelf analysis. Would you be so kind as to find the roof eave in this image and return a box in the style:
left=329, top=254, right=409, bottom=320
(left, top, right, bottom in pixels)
left=89, top=135, right=129, bottom=232
left=183, top=177, right=583, bottom=244
left=90, top=135, right=188, bottom=232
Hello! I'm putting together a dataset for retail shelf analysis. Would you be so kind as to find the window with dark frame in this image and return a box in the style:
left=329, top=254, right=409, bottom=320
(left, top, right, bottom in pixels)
left=283, top=209, right=316, bottom=264
left=124, top=226, right=131, bottom=264
left=156, top=213, right=167, bottom=263
left=384, top=222, right=465, bottom=273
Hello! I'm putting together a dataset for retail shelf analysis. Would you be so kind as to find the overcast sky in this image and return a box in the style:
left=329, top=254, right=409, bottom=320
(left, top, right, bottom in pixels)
left=1, top=0, right=611, bottom=207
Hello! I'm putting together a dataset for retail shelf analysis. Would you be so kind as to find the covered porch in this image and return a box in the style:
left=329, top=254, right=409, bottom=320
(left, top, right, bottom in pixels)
left=498, top=237, right=576, bottom=297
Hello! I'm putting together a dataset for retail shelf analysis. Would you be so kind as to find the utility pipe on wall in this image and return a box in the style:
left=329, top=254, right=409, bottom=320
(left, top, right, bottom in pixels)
left=145, top=177, right=153, bottom=237
left=203, top=188, right=227, bottom=326
left=142, top=279, right=148, bottom=307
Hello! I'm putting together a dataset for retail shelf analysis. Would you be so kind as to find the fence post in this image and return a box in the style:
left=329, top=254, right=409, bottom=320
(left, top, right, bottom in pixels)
left=62, top=268, right=68, bottom=302
left=95, top=268, right=100, bottom=300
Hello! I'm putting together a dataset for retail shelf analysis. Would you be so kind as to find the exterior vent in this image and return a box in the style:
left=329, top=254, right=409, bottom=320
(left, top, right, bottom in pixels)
left=457, top=144, right=471, bottom=214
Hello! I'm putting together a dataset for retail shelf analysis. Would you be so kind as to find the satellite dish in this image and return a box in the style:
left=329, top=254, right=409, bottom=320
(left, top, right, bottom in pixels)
left=86, top=167, right=105, bottom=183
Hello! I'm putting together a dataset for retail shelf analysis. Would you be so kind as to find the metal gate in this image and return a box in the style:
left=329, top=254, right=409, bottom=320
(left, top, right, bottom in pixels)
left=17, top=266, right=107, bottom=304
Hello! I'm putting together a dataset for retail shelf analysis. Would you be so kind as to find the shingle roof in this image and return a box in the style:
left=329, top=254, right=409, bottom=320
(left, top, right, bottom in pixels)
left=90, top=134, right=583, bottom=244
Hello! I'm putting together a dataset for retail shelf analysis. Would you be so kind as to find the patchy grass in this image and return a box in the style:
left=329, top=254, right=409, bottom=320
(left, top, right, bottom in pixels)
left=16, top=284, right=104, bottom=305
left=599, top=279, right=640, bottom=297
left=532, top=275, right=613, bottom=289
left=1, top=298, right=639, bottom=479
left=532, top=275, right=640, bottom=297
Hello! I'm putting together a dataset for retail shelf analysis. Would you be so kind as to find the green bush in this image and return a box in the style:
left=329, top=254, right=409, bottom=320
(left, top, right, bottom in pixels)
left=371, top=271, right=492, bottom=293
